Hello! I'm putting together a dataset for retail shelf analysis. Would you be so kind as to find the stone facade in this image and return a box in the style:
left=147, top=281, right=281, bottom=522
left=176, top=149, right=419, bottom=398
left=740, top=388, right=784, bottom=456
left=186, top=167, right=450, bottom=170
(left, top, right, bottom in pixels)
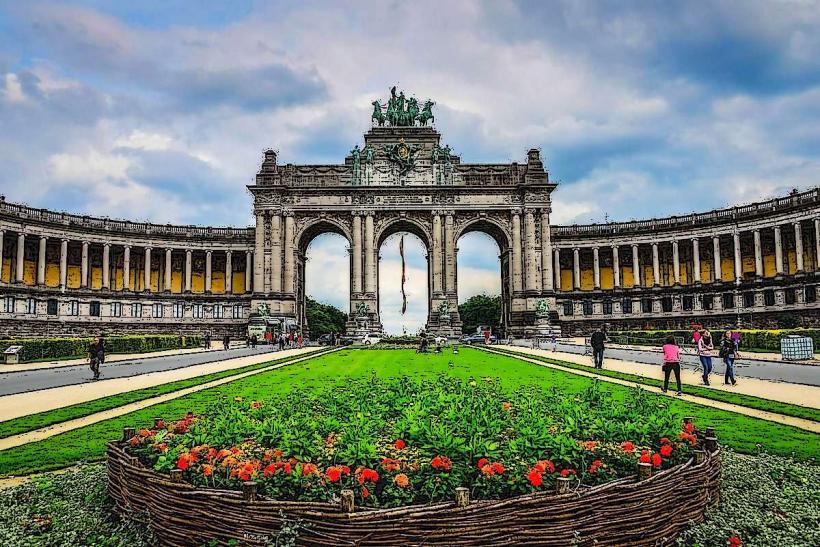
left=2, top=118, right=819, bottom=339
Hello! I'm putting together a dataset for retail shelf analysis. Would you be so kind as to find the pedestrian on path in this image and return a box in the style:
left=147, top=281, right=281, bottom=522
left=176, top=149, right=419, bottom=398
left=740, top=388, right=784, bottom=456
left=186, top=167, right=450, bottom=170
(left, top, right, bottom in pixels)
left=88, top=336, right=105, bottom=381
left=278, top=333, right=285, bottom=351
left=661, top=335, right=682, bottom=395
left=297, top=332, right=304, bottom=349
left=720, top=331, right=740, bottom=386
left=204, top=333, right=211, bottom=349
left=250, top=334, right=257, bottom=349
left=590, top=327, right=607, bottom=369
left=222, top=334, right=230, bottom=351
left=697, top=330, right=714, bottom=386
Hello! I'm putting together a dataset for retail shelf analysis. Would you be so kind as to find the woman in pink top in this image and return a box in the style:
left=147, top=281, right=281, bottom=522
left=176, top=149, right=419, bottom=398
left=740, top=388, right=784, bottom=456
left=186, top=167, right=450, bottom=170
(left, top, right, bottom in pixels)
left=662, top=335, right=682, bottom=395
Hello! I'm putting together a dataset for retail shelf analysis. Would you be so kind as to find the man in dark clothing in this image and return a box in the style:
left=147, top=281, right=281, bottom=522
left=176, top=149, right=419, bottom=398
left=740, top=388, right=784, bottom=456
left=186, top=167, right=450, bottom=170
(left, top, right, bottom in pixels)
left=250, top=334, right=257, bottom=349
left=590, top=328, right=607, bottom=369
left=88, top=336, right=105, bottom=380
left=222, top=334, right=230, bottom=350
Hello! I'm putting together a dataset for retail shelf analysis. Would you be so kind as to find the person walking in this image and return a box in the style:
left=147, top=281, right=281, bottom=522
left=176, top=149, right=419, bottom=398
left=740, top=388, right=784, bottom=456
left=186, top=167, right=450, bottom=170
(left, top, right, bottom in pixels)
left=297, top=332, right=304, bottom=349
left=720, top=331, right=740, bottom=386
left=250, top=334, right=257, bottom=349
left=278, top=333, right=285, bottom=351
left=697, top=330, right=714, bottom=386
left=661, top=335, right=682, bottom=395
left=590, top=327, right=607, bottom=369
left=88, top=336, right=105, bottom=380
left=204, top=332, right=211, bottom=349
left=222, top=334, right=230, bottom=351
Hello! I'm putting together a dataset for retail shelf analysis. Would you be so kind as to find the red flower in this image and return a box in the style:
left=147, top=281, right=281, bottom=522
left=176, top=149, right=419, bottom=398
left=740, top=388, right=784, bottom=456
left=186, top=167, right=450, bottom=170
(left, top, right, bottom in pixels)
left=326, top=466, right=343, bottom=483
left=394, top=473, right=410, bottom=488
left=381, top=458, right=400, bottom=472
left=588, top=459, right=603, bottom=473
left=560, top=468, right=576, bottom=477
left=302, top=463, right=319, bottom=476
left=283, top=462, right=292, bottom=475
left=176, top=453, right=191, bottom=471
left=660, top=444, right=673, bottom=457
left=480, top=464, right=495, bottom=477
left=357, top=467, right=379, bottom=484
left=535, top=460, right=555, bottom=474
left=263, top=464, right=277, bottom=477
left=477, top=458, right=489, bottom=470
left=361, top=486, right=370, bottom=498
left=727, top=536, right=742, bottom=546
left=651, top=453, right=662, bottom=468
left=491, top=462, right=505, bottom=475
left=431, top=456, right=452, bottom=471
left=622, top=441, right=635, bottom=454
left=527, top=469, right=543, bottom=487
left=129, top=436, right=140, bottom=447
left=394, top=439, right=406, bottom=450
left=684, top=422, right=695, bottom=434
left=660, top=437, right=671, bottom=445
left=202, top=464, right=213, bottom=477
left=639, top=450, right=651, bottom=464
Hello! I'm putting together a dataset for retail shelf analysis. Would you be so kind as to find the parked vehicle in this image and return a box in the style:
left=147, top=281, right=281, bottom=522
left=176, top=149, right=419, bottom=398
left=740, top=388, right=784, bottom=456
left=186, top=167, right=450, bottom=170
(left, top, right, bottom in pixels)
left=361, top=333, right=382, bottom=345
left=461, top=333, right=497, bottom=345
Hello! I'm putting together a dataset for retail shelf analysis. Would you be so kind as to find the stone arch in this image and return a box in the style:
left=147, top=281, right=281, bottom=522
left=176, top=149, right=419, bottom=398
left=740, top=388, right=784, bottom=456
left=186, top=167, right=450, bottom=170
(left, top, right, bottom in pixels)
left=376, top=216, right=432, bottom=250
left=456, top=216, right=512, bottom=253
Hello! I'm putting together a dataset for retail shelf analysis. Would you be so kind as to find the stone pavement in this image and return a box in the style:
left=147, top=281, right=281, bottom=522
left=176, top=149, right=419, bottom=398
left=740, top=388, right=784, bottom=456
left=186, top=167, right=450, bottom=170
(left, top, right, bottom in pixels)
left=494, top=345, right=820, bottom=412
left=0, top=346, right=320, bottom=422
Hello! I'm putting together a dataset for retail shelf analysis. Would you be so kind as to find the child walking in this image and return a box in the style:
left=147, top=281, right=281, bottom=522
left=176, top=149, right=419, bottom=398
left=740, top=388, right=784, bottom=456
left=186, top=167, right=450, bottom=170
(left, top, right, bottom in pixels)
left=662, top=335, right=682, bottom=396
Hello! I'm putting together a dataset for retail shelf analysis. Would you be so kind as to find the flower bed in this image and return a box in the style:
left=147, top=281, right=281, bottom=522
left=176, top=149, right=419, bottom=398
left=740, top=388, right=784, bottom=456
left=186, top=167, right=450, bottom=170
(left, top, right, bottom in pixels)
left=109, top=376, right=721, bottom=545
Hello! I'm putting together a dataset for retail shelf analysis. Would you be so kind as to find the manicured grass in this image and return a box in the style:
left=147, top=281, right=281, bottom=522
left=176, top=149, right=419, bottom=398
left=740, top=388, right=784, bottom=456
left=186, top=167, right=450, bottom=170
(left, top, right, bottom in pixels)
left=0, top=348, right=817, bottom=477
left=0, top=349, right=332, bottom=439
left=488, top=346, right=820, bottom=423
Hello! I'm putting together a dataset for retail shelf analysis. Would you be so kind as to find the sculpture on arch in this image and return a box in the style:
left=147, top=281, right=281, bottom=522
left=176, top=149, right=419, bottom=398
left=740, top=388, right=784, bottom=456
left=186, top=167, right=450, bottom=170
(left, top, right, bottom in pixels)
left=374, top=87, right=435, bottom=127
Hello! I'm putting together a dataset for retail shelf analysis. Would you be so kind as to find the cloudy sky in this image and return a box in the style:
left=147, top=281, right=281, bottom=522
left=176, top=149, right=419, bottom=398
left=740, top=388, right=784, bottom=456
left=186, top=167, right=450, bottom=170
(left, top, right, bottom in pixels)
left=1, top=1, right=819, bottom=332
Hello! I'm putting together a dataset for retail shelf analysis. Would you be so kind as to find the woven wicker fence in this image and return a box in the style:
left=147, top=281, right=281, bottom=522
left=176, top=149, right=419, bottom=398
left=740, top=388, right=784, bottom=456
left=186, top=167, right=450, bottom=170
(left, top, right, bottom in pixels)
left=107, top=435, right=721, bottom=547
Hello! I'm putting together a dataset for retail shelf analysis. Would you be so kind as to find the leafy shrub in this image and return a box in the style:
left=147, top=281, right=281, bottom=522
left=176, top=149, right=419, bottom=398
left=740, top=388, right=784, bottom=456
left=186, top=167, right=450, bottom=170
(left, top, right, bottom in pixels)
left=0, top=335, right=202, bottom=362
left=608, top=329, right=820, bottom=353
left=125, top=376, right=699, bottom=508
left=0, top=464, right=153, bottom=546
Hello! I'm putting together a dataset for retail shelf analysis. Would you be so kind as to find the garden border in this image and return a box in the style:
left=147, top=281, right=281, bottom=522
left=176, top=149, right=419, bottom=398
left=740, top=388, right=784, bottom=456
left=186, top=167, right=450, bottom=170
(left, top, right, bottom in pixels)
left=107, top=439, right=721, bottom=546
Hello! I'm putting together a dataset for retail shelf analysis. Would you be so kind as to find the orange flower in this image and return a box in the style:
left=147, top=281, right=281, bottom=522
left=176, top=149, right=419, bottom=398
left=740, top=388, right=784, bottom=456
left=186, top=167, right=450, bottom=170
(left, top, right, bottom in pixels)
left=527, top=469, right=543, bottom=487
left=201, top=464, right=213, bottom=477
left=129, top=436, right=140, bottom=447
left=138, top=428, right=152, bottom=438
left=560, top=468, right=576, bottom=477
left=302, top=463, right=319, bottom=476
left=480, top=464, right=495, bottom=477
left=477, top=458, right=489, bottom=470
left=684, top=422, right=695, bottom=434
left=491, top=462, right=505, bottom=475
left=622, top=441, right=635, bottom=454
left=176, top=453, right=191, bottom=471
left=502, top=402, right=512, bottom=412
left=535, top=460, right=555, bottom=474
left=660, top=444, right=673, bottom=457
left=361, top=486, right=370, bottom=498
left=263, top=464, right=277, bottom=477
left=431, top=456, right=452, bottom=471
left=251, top=401, right=263, bottom=409
left=326, top=467, right=343, bottom=483
left=581, top=440, right=598, bottom=451
left=588, top=459, right=603, bottom=473
left=394, top=473, right=410, bottom=488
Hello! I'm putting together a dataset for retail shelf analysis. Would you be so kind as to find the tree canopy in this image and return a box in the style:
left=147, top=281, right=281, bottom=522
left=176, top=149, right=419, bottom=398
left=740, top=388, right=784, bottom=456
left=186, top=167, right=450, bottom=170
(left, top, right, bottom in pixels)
left=458, top=294, right=501, bottom=334
left=306, top=297, right=347, bottom=338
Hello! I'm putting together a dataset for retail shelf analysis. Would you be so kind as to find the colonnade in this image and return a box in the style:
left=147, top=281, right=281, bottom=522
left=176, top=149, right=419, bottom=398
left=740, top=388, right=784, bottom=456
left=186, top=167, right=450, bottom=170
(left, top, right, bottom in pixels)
left=0, top=230, right=253, bottom=294
left=554, top=219, right=819, bottom=291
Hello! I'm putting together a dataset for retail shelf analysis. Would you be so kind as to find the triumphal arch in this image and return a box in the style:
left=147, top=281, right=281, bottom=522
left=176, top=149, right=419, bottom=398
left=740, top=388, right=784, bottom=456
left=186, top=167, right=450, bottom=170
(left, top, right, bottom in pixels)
left=248, top=88, right=557, bottom=337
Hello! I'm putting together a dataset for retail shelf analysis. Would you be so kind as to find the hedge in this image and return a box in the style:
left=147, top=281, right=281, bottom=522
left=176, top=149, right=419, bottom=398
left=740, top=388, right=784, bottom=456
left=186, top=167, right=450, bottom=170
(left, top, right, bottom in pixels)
left=606, top=329, right=820, bottom=353
left=0, top=335, right=203, bottom=363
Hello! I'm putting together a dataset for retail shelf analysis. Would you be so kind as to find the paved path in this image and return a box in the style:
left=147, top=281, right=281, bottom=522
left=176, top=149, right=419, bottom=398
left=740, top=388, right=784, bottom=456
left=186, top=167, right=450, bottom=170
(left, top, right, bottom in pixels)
left=0, top=347, right=320, bottom=422
left=526, top=341, right=820, bottom=386
left=484, top=346, right=820, bottom=433
left=0, top=348, right=333, bottom=454
left=0, top=345, right=287, bottom=397
left=498, top=345, right=820, bottom=410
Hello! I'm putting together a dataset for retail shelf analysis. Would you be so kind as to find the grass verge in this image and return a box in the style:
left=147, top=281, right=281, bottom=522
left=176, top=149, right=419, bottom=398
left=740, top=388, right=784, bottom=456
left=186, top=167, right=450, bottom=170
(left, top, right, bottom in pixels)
left=0, top=349, right=330, bottom=440
left=488, top=346, right=820, bottom=423
left=0, top=348, right=817, bottom=477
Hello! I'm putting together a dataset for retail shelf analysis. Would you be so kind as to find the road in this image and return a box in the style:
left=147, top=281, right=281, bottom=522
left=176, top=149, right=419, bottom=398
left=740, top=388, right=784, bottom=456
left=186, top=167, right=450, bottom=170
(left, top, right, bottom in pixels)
left=521, top=341, right=820, bottom=387
left=0, top=345, right=284, bottom=397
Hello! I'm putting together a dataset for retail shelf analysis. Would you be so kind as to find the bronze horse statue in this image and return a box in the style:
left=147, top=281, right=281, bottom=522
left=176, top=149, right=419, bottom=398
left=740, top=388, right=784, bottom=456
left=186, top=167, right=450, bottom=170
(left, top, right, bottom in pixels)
left=371, top=100, right=386, bottom=126
left=417, top=100, right=435, bottom=126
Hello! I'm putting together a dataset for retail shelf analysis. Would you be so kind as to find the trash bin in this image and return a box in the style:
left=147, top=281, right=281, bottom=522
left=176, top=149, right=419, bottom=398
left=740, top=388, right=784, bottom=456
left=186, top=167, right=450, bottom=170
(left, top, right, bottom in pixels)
left=2, top=346, right=23, bottom=364
left=780, top=335, right=814, bottom=361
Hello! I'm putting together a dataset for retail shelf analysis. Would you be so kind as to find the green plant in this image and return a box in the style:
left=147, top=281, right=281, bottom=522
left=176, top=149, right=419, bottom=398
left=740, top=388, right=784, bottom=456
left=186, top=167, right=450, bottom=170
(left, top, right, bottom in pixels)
left=0, top=334, right=203, bottom=362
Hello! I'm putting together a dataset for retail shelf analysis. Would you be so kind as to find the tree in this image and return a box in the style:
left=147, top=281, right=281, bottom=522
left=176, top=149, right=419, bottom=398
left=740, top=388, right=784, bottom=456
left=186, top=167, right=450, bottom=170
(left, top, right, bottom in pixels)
left=458, top=294, right=501, bottom=334
left=305, top=297, right=347, bottom=339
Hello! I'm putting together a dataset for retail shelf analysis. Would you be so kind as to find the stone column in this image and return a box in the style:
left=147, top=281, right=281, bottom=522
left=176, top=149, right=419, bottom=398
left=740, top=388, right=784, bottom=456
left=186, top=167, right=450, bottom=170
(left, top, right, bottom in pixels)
left=364, top=214, right=375, bottom=294
left=524, top=210, right=538, bottom=291
left=511, top=212, right=523, bottom=292
left=651, top=243, right=660, bottom=286
left=541, top=210, right=553, bottom=291
left=572, top=247, right=580, bottom=290
left=592, top=247, right=600, bottom=289
left=0, top=230, right=4, bottom=283
left=753, top=230, right=763, bottom=278
left=352, top=214, right=362, bottom=294
left=553, top=248, right=561, bottom=291
left=254, top=212, right=266, bottom=293
left=774, top=226, right=784, bottom=275
left=672, top=240, right=680, bottom=285
left=185, top=249, right=192, bottom=292
left=794, top=222, right=804, bottom=272
left=733, top=232, right=742, bottom=283
left=612, top=245, right=620, bottom=288
left=144, top=247, right=152, bottom=292
left=271, top=214, right=282, bottom=293
left=692, top=238, right=701, bottom=283
left=445, top=213, right=456, bottom=293
left=431, top=213, right=443, bottom=294
left=165, top=249, right=172, bottom=291
left=284, top=213, right=295, bottom=294
left=123, top=245, right=131, bottom=290
left=59, top=239, right=68, bottom=291
left=37, top=236, right=47, bottom=286
left=80, top=240, right=89, bottom=288
left=225, top=251, right=233, bottom=294
left=632, top=244, right=641, bottom=287
left=15, top=233, right=25, bottom=283
left=205, top=250, right=213, bottom=293
left=245, top=251, right=253, bottom=292
left=713, top=235, right=721, bottom=282
left=102, top=243, right=110, bottom=289
left=815, top=219, right=820, bottom=271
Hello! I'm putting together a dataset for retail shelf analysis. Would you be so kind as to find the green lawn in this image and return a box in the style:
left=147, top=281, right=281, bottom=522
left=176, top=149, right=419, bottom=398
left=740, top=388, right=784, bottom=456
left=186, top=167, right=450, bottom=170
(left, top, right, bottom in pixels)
left=0, top=348, right=331, bottom=439
left=486, top=346, right=820, bottom=422
left=1, top=348, right=817, bottom=477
